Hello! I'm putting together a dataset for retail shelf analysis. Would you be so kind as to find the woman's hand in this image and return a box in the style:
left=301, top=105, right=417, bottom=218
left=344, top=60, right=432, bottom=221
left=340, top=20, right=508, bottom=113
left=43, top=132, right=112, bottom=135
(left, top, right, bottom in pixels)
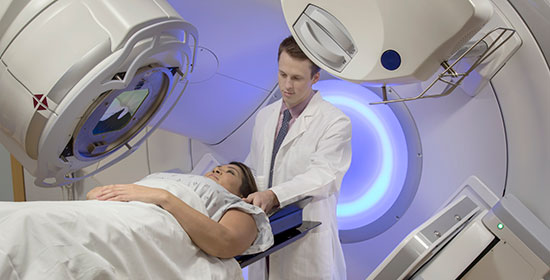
left=86, top=186, right=103, bottom=200
left=95, top=184, right=169, bottom=206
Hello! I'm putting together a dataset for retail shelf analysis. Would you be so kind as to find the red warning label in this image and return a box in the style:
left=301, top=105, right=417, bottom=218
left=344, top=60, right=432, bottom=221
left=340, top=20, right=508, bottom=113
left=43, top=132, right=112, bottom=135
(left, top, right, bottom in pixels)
left=33, top=94, right=48, bottom=111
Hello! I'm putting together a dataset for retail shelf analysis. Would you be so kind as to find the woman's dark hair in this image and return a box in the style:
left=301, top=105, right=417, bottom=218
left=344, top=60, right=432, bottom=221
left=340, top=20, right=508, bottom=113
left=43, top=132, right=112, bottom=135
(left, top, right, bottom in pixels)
left=229, top=161, right=258, bottom=197
left=277, top=35, right=321, bottom=77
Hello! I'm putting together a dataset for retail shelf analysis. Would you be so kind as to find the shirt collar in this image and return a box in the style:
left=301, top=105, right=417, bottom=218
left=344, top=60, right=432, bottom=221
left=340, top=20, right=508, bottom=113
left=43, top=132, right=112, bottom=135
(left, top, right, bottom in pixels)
left=281, top=90, right=317, bottom=119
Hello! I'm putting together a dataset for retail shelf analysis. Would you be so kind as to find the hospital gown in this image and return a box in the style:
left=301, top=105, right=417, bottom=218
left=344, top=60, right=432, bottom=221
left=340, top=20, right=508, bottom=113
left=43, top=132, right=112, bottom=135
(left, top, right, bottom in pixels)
left=134, top=172, right=273, bottom=254
left=0, top=173, right=273, bottom=280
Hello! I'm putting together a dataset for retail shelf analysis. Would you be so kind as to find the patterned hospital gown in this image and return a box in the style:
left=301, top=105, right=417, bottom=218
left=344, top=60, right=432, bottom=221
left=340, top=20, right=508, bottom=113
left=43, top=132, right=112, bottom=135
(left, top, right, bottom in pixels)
left=133, top=172, right=273, bottom=254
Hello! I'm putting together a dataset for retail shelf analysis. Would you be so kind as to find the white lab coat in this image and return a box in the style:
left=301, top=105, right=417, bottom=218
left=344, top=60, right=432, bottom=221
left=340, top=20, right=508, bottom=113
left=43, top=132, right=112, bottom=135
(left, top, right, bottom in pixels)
left=246, top=92, right=352, bottom=280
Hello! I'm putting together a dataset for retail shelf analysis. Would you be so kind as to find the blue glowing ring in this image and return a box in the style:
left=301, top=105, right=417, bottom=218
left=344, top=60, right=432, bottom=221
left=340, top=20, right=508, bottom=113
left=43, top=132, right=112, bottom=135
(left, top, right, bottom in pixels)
left=317, top=79, right=420, bottom=242
left=323, top=95, right=394, bottom=217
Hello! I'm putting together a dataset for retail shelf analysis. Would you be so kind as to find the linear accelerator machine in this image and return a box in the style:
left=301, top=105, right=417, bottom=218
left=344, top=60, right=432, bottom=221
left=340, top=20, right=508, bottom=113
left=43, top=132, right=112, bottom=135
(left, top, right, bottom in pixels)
left=0, top=0, right=198, bottom=187
left=279, top=0, right=550, bottom=279
left=0, top=0, right=549, bottom=279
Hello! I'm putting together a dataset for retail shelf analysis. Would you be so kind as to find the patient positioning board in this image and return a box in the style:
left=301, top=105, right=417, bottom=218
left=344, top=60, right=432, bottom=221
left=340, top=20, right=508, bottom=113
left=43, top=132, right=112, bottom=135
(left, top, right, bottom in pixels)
left=236, top=197, right=321, bottom=268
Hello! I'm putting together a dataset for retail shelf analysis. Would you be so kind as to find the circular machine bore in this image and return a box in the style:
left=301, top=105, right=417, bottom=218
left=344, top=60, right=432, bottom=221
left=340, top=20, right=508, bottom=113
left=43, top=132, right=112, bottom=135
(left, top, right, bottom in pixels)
left=315, top=79, right=422, bottom=242
left=72, top=66, right=171, bottom=160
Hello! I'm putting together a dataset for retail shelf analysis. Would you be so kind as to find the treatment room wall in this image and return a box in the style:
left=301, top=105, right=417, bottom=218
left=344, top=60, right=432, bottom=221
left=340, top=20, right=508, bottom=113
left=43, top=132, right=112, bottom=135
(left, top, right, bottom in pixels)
left=0, top=144, right=13, bottom=201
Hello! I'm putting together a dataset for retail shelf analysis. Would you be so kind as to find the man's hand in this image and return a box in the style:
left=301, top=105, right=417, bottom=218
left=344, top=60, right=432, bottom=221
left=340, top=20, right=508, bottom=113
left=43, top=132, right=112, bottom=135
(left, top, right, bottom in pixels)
left=243, top=190, right=279, bottom=213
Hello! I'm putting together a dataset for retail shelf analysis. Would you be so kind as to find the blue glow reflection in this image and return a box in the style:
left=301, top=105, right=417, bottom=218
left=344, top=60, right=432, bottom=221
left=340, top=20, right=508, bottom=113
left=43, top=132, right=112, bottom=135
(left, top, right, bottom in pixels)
left=325, top=95, right=394, bottom=216
left=316, top=80, right=408, bottom=231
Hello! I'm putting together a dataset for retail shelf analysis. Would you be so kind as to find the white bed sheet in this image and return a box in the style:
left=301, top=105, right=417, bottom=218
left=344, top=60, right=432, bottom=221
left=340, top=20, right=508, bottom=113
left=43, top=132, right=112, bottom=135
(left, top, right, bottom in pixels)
left=0, top=195, right=245, bottom=279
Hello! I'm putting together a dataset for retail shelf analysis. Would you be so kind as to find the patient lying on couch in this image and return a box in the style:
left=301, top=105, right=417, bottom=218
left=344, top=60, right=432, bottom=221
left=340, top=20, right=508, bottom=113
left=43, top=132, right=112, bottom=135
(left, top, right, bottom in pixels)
left=0, top=162, right=273, bottom=280
left=87, top=161, right=272, bottom=258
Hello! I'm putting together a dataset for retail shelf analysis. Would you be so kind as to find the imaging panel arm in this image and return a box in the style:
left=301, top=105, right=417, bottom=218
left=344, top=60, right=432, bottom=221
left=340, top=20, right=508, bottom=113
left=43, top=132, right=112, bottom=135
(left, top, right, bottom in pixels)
left=474, top=195, right=550, bottom=279
left=367, top=192, right=550, bottom=280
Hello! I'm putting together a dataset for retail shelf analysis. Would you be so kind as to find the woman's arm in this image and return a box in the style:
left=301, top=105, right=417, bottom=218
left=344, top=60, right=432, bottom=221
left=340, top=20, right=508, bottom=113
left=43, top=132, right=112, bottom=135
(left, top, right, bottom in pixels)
left=95, top=184, right=258, bottom=258
left=163, top=194, right=257, bottom=258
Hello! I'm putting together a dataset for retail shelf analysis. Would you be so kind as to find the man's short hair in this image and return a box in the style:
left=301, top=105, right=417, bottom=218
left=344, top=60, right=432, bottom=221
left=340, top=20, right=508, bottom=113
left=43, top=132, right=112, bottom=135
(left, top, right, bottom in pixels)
left=278, top=35, right=321, bottom=77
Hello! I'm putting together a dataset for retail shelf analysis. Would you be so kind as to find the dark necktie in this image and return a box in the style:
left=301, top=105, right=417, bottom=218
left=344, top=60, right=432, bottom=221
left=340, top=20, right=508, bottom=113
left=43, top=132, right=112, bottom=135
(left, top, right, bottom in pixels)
left=268, top=109, right=292, bottom=188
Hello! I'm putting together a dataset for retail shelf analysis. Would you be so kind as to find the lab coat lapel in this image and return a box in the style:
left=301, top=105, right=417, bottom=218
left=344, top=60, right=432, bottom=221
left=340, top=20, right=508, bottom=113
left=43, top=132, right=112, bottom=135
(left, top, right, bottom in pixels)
left=262, top=101, right=281, bottom=176
left=279, top=93, right=321, bottom=150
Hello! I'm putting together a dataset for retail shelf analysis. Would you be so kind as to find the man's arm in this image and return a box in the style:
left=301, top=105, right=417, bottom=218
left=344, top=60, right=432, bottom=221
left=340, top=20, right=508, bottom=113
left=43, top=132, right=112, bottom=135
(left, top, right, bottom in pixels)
left=243, top=109, right=270, bottom=211
left=245, top=115, right=352, bottom=212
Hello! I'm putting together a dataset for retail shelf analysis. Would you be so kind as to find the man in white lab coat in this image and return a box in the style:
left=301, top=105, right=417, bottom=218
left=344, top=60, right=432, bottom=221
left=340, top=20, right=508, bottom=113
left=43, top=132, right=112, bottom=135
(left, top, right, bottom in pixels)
left=244, top=36, right=352, bottom=280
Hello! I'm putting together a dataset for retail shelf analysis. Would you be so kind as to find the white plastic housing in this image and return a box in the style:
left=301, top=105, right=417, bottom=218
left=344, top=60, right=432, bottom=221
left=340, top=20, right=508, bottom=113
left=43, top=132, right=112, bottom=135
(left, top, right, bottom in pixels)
left=0, top=0, right=198, bottom=186
left=281, top=0, right=493, bottom=84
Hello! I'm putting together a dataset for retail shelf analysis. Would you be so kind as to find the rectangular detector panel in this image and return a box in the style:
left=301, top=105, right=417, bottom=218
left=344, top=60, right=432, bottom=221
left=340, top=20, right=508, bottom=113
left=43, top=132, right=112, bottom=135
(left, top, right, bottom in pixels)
left=367, top=196, right=480, bottom=280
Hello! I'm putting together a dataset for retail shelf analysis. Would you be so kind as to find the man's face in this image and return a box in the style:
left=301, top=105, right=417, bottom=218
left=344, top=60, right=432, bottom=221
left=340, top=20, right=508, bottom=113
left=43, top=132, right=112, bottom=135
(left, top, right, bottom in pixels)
left=278, top=51, right=320, bottom=108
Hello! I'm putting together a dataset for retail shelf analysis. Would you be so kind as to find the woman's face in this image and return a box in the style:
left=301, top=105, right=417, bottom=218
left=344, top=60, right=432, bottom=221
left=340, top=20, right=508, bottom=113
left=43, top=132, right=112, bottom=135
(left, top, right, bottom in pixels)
left=204, top=164, right=243, bottom=196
